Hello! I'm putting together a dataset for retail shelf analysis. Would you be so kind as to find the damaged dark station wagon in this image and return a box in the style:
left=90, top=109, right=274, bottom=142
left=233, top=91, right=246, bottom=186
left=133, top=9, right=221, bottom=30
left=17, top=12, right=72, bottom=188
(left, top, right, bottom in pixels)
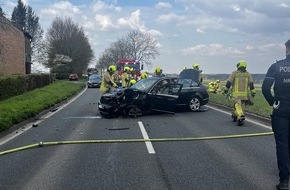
left=98, top=69, right=209, bottom=118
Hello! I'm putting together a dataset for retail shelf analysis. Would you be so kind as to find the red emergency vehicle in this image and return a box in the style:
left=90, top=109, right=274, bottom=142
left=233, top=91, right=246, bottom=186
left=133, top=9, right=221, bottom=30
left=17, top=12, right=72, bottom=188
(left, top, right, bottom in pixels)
left=116, top=59, right=142, bottom=77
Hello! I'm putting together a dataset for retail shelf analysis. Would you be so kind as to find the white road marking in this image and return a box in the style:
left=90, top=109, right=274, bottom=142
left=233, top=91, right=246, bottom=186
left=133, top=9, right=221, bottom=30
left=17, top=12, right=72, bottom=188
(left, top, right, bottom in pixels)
left=206, top=105, right=272, bottom=130
left=63, top=116, right=102, bottom=119
left=138, top=121, right=156, bottom=154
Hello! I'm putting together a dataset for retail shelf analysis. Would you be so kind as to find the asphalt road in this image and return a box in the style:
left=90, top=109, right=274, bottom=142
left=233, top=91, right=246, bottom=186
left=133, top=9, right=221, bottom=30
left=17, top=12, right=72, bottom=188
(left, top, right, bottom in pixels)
left=0, top=87, right=278, bottom=190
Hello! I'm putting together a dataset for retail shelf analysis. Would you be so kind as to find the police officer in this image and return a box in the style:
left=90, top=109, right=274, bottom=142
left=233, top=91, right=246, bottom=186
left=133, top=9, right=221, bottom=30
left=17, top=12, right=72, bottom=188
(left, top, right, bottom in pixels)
left=224, top=60, right=255, bottom=126
left=262, top=39, right=290, bottom=190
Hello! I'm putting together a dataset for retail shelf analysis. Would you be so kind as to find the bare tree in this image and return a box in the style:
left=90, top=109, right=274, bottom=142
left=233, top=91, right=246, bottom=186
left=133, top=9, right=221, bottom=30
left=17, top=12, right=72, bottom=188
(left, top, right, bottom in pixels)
left=45, top=17, right=94, bottom=75
left=123, top=30, right=159, bottom=66
left=96, top=30, right=159, bottom=69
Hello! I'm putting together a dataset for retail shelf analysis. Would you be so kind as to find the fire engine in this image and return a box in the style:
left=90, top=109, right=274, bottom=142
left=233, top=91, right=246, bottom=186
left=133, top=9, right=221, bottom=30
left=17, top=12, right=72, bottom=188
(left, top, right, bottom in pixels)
left=116, top=59, right=143, bottom=77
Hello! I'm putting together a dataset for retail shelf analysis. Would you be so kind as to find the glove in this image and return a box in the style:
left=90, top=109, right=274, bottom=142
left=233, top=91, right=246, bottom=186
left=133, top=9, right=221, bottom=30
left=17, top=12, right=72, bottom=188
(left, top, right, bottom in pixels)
left=223, top=88, right=229, bottom=95
left=250, top=89, right=256, bottom=97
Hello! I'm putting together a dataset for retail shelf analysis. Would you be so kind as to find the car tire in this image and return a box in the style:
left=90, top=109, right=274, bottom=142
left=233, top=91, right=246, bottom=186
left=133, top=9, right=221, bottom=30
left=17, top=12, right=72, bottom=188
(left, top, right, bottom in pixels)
left=188, top=96, right=201, bottom=111
left=124, top=105, right=142, bottom=118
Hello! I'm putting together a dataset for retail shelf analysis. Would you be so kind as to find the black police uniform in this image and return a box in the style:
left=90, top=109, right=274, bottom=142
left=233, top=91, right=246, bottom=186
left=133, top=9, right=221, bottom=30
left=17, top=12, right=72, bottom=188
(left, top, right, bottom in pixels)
left=262, top=54, right=290, bottom=186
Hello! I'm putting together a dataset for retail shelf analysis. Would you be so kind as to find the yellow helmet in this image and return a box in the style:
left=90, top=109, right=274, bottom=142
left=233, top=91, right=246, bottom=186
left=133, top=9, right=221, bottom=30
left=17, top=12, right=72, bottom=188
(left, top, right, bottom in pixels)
left=108, top=65, right=117, bottom=72
left=130, top=78, right=137, bottom=85
left=216, top=80, right=220, bottom=83
left=130, top=68, right=134, bottom=72
left=141, top=72, right=148, bottom=79
left=155, top=66, right=161, bottom=73
left=237, top=60, right=247, bottom=69
left=192, top=63, right=199, bottom=69
left=124, top=66, right=130, bottom=72
left=183, top=67, right=188, bottom=70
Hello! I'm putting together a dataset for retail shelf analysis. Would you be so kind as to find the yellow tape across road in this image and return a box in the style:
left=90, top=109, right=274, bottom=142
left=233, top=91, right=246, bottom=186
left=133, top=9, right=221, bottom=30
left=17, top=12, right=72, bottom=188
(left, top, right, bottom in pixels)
left=0, top=132, right=273, bottom=156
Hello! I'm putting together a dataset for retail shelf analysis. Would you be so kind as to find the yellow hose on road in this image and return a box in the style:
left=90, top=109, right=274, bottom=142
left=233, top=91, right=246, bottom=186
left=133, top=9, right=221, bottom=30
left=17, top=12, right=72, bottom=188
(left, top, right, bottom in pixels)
left=0, top=132, right=273, bottom=156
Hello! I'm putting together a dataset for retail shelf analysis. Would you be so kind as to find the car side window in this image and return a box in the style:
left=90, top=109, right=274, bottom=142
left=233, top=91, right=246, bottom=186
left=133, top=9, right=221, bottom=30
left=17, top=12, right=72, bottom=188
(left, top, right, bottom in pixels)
left=151, top=79, right=170, bottom=95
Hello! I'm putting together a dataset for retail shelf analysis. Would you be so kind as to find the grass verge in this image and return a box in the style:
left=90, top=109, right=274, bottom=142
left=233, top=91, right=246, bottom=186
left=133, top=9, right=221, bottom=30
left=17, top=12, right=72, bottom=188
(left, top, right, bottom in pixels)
left=0, top=80, right=86, bottom=132
left=208, top=90, right=272, bottom=118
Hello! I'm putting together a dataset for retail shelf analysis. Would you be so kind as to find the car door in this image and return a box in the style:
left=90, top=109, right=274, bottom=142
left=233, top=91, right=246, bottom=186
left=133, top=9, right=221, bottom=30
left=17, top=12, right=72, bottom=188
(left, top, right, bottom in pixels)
left=148, top=79, right=182, bottom=114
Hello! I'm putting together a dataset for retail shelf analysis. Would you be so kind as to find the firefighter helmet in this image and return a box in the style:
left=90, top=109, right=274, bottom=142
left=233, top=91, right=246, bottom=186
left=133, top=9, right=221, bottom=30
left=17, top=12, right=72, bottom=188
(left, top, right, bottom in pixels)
left=192, top=63, right=199, bottom=70
left=108, top=65, right=117, bottom=72
left=124, top=66, right=130, bottom=72
left=237, top=60, right=247, bottom=69
left=130, top=78, right=137, bottom=85
left=141, top=72, right=148, bottom=79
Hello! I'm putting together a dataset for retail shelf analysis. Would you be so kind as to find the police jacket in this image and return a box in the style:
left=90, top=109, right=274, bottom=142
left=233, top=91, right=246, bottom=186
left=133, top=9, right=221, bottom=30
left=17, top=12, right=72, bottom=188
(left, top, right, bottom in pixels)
left=262, top=55, right=290, bottom=117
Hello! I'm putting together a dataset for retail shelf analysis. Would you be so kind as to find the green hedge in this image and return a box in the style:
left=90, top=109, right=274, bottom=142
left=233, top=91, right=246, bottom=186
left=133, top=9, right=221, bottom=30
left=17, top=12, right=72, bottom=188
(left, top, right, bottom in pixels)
left=0, top=74, right=55, bottom=101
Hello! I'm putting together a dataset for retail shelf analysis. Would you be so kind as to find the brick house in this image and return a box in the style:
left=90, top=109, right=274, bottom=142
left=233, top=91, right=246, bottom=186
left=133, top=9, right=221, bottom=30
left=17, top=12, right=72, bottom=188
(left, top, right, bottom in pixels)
left=0, top=16, right=32, bottom=76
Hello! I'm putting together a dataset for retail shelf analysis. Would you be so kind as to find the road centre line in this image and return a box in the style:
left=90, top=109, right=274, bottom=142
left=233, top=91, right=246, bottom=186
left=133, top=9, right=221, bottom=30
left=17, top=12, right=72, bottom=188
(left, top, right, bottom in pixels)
left=206, top=105, right=272, bottom=130
left=138, top=121, right=156, bottom=154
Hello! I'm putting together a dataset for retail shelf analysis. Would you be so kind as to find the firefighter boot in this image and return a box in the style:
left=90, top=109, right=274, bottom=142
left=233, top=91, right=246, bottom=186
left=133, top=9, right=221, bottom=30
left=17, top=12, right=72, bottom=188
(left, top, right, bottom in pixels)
left=276, top=180, right=289, bottom=190
left=237, top=116, right=245, bottom=126
left=231, top=112, right=237, bottom=122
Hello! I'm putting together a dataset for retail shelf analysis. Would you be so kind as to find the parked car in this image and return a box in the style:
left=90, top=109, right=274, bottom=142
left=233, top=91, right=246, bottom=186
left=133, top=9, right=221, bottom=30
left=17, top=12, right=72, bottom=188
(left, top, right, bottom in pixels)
left=87, top=75, right=102, bottom=88
left=69, top=73, right=78, bottom=81
left=98, top=69, right=209, bottom=118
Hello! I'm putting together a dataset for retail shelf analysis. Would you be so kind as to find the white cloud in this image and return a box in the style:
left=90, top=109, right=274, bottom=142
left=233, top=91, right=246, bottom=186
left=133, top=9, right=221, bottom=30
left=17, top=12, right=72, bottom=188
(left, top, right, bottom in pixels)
left=117, top=10, right=162, bottom=36
left=181, top=44, right=244, bottom=56
left=232, top=4, right=240, bottom=12
left=277, top=3, right=289, bottom=8
left=95, top=14, right=113, bottom=30
left=155, top=2, right=172, bottom=9
left=41, top=1, right=80, bottom=17
left=93, top=0, right=121, bottom=12
left=157, top=13, right=185, bottom=23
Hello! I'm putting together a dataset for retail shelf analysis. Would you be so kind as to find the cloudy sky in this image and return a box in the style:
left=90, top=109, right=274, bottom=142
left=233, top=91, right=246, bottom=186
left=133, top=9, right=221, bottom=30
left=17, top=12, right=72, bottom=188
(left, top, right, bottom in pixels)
left=2, top=0, right=290, bottom=74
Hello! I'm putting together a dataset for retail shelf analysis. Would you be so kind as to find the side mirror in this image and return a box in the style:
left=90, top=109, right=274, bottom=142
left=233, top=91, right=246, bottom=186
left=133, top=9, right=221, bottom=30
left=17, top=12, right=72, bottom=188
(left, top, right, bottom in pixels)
left=141, top=64, right=144, bottom=70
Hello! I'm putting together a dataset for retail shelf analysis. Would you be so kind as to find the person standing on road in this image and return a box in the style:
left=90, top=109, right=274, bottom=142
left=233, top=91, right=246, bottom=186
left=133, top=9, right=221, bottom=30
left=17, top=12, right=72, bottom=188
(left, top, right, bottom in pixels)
left=100, top=65, right=118, bottom=93
left=121, top=66, right=130, bottom=88
left=262, top=39, right=290, bottom=190
left=223, top=60, right=256, bottom=126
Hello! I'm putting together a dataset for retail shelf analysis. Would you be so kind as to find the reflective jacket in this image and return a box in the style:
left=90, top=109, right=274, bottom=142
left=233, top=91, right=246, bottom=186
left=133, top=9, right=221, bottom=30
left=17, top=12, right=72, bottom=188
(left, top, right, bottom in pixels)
left=226, top=69, right=254, bottom=100
left=100, top=71, right=117, bottom=93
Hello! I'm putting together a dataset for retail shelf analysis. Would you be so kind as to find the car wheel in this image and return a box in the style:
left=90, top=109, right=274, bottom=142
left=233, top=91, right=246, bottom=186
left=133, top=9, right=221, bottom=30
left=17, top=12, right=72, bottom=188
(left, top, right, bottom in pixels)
left=188, top=96, right=201, bottom=111
left=124, top=105, right=142, bottom=118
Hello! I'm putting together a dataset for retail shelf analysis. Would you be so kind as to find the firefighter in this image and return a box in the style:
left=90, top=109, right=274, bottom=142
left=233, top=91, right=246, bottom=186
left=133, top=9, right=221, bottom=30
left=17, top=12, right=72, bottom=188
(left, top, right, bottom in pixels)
left=153, top=66, right=165, bottom=77
left=208, top=81, right=216, bottom=93
left=121, top=66, right=130, bottom=88
left=192, top=63, right=203, bottom=83
left=100, top=65, right=118, bottom=93
left=112, top=72, right=120, bottom=87
left=224, top=60, right=255, bottom=126
left=214, top=80, right=221, bottom=94
left=262, top=39, right=290, bottom=190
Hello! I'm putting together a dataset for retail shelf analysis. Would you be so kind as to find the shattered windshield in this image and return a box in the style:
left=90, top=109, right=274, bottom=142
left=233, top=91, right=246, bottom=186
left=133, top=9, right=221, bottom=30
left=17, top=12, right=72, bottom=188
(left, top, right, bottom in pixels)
left=130, top=77, right=159, bottom=91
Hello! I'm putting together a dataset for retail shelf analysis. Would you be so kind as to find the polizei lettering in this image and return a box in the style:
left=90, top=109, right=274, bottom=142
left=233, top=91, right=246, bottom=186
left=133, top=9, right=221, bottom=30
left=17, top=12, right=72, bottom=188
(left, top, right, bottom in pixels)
left=283, top=78, right=290, bottom=83
left=280, top=66, right=290, bottom=72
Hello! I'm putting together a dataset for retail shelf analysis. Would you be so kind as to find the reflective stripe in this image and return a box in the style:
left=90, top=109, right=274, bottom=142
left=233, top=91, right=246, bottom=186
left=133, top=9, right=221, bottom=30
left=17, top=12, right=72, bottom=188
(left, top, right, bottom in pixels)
left=232, top=72, right=249, bottom=97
